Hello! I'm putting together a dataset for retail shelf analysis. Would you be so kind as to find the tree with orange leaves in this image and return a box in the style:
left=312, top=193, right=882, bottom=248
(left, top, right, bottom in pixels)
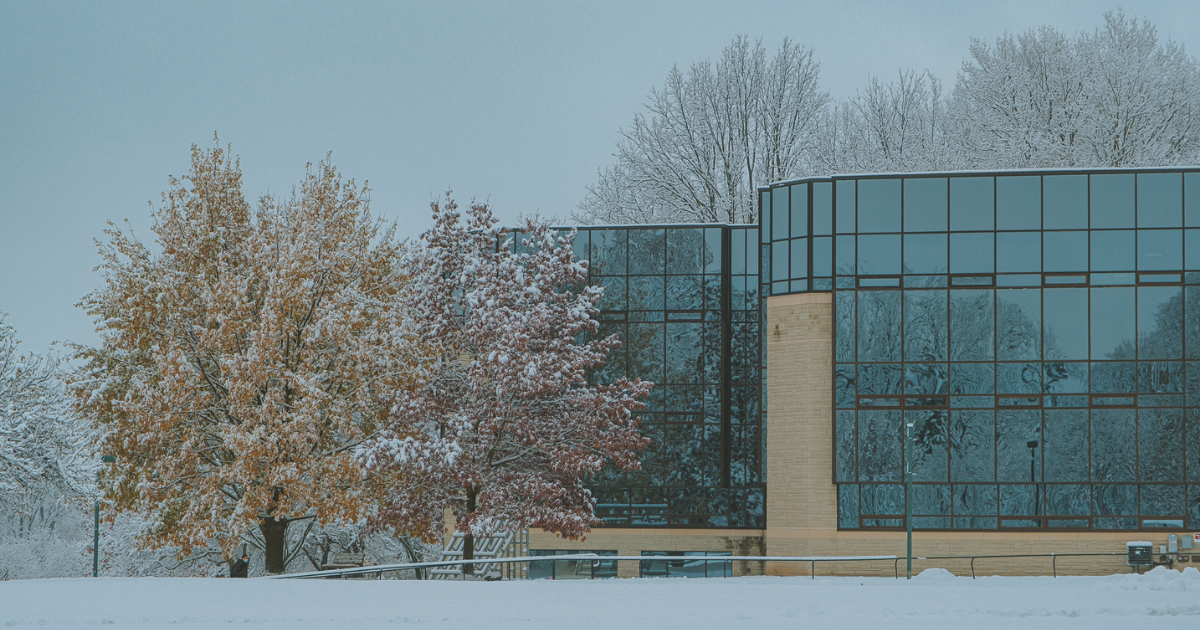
left=358, top=198, right=650, bottom=575
left=73, top=141, right=427, bottom=574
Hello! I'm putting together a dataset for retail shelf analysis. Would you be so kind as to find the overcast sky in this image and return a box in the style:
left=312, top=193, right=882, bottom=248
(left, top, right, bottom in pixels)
left=3, top=0, right=1199, bottom=353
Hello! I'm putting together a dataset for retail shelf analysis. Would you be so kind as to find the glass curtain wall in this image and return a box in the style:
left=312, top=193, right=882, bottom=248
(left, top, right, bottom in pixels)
left=762, top=169, right=1200, bottom=531
left=572, top=226, right=764, bottom=528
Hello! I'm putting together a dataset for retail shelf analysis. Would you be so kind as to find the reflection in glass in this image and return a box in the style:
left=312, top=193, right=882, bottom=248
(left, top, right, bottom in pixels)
left=996, top=232, right=1040, bottom=273
left=1138, top=408, right=1182, bottom=482
left=858, top=179, right=901, bottom=233
left=1043, top=231, right=1088, bottom=272
left=1138, top=229, right=1182, bottom=271
left=1091, top=410, right=1136, bottom=482
left=904, top=177, right=947, bottom=232
left=858, top=234, right=901, bottom=275
left=905, top=290, right=948, bottom=361
left=909, top=410, right=948, bottom=482
left=772, top=187, right=789, bottom=241
left=904, top=233, right=948, bottom=274
left=1044, top=410, right=1088, bottom=482
left=997, top=363, right=1041, bottom=394
left=836, top=410, right=856, bottom=481
left=1044, top=484, right=1090, bottom=516
left=1000, top=484, right=1042, bottom=516
left=950, top=410, right=994, bottom=482
left=813, top=237, right=832, bottom=277
left=838, top=484, right=859, bottom=527
left=666, top=229, right=706, bottom=275
left=857, top=291, right=902, bottom=362
left=1091, top=287, right=1136, bottom=360
left=1090, top=174, right=1136, bottom=229
left=859, top=412, right=902, bottom=481
left=997, top=289, right=1041, bottom=361
left=950, top=290, right=994, bottom=360
left=997, top=175, right=1041, bottom=230
left=858, top=363, right=902, bottom=396
left=950, top=363, right=994, bottom=395
left=1093, top=484, right=1138, bottom=515
left=836, top=291, right=856, bottom=362
left=1140, top=484, right=1184, bottom=516
left=954, top=484, right=998, bottom=517
left=1043, top=175, right=1087, bottom=230
left=836, top=235, right=856, bottom=275
left=790, top=238, right=808, bottom=279
left=1090, top=231, right=1134, bottom=271
left=997, top=410, right=1041, bottom=482
left=950, top=233, right=994, bottom=273
left=1044, top=288, right=1088, bottom=360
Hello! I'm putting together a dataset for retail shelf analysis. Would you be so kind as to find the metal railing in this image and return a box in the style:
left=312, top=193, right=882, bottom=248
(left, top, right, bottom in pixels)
left=892, top=552, right=1128, bottom=579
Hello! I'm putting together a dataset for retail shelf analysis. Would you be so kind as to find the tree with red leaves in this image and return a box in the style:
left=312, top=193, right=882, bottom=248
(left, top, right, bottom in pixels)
left=359, top=197, right=650, bottom=574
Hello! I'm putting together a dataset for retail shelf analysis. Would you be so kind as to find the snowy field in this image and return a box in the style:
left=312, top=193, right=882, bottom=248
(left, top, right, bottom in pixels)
left=1, top=567, right=1198, bottom=629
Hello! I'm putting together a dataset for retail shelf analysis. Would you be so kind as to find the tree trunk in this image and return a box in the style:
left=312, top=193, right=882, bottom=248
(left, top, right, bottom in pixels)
left=260, top=517, right=289, bottom=575
left=461, top=486, right=477, bottom=577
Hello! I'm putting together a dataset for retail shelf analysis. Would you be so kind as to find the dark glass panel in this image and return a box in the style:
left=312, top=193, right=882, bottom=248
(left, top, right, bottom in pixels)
left=666, top=229, right=705, bottom=275
left=836, top=235, right=856, bottom=275
left=597, top=275, right=627, bottom=311
left=950, top=177, right=995, bottom=231
left=836, top=179, right=856, bottom=233
left=858, top=363, right=903, bottom=396
left=1091, top=362, right=1135, bottom=394
left=838, top=484, right=860, bottom=528
left=1044, top=484, right=1090, bottom=516
left=996, top=232, right=1041, bottom=273
left=790, top=238, right=808, bottom=279
left=572, top=230, right=590, bottom=272
left=950, top=410, right=995, bottom=482
left=997, top=274, right=1042, bottom=287
left=858, top=234, right=901, bottom=275
left=857, top=291, right=902, bottom=362
left=813, top=237, right=832, bottom=277
left=1091, top=174, right=1136, bottom=229
left=628, top=229, right=666, bottom=275
left=999, top=484, right=1042, bottom=516
left=836, top=410, right=856, bottom=482
left=858, top=411, right=903, bottom=482
left=1094, top=517, right=1138, bottom=529
left=996, top=289, right=1041, bottom=361
left=1044, top=362, right=1088, bottom=395
left=772, top=187, right=789, bottom=241
left=1091, top=409, right=1136, bottom=482
left=860, top=483, right=905, bottom=515
left=814, top=182, right=834, bottom=235
left=1139, top=286, right=1184, bottom=359
left=835, top=364, right=856, bottom=408
left=949, top=363, right=994, bottom=395
left=791, top=184, right=809, bottom=238
left=730, top=275, right=746, bottom=311
left=997, top=363, right=1041, bottom=395
left=1138, top=361, right=1183, bottom=393
left=1190, top=410, right=1200, bottom=483
left=1093, top=484, right=1138, bottom=516
left=835, top=291, right=856, bottom=362
left=950, top=232, right=994, bottom=273
left=771, top=241, right=789, bottom=282
left=1191, top=486, right=1200, bottom=528
left=913, top=484, right=950, bottom=516
left=1043, top=175, right=1088, bottom=229
left=903, top=233, right=948, bottom=275
left=904, top=290, right=948, bottom=361
left=1138, top=172, right=1183, bottom=228
left=746, top=230, right=759, bottom=275
left=627, top=322, right=665, bottom=384
left=996, top=175, right=1040, bottom=230
left=591, top=229, right=628, bottom=276
left=858, top=178, right=901, bottom=233
left=1139, top=408, right=1183, bottom=483
left=665, top=275, right=703, bottom=311
left=1091, top=287, right=1136, bottom=360
left=1141, top=485, right=1185, bottom=516
left=950, top=289, right=994, bottom=361
left=909, top=410, right=948, bottom=482
left=1043, top=231, right=1088, bottom=272
left=955, top=517, right=998, bottom=529
left=1092, top=273, right=1135, bottom=285
left=629, top=275, right=666, bottom=311
left=1187, top=173, right=1200, bottom=227
left=997, top=409, right=1042, bottom=482
left=1089, top=231, right=1135, bottom=271
left=1044, top=288, right=1088, bottom=360
left=953, top=484, right=998, bottom=515
left=761, top=190, right=771, bottom=242
left=1043, top=409, right=1088, bottom=482
left=705, top=228, right=723, bottom=274
left=1138, top=229, right=1183, bottom=271
left=904, top=177, right=948, bottom=232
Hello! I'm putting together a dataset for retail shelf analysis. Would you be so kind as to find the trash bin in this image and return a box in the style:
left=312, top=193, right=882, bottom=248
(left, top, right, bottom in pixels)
left=1126, top=541, right=1153, bottom=568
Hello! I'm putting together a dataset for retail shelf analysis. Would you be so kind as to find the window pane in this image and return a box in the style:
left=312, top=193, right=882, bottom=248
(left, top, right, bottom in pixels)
left=858, top=179, right=901, bottom=233
left=1138, top=172, right=1183, bottom=228
left=858, top=411, right=902, bottom=481
left=1044, top=409, right=1088, bottom=482
left=858, top=234, right=901, bottom=275
left=1091, top=410, right=1136, bottom=482
left=1044, top=288, right=1088, bottom=360
left=950, top=289, right=994, bottom=361
left=629, top=229, right=666, bottom=274
left=1091, top=287, right=1136, bottom=360
left=705, top=228, right=723, bottom=274
left=591, top=229, right=628, bottom=276
left=666, top=276, right=703, bottom=310
left=630, top=276, right=666, bottom=311
left=1043, top=175, right=1087, bottom=229
left=1139, top=408, right=1183, bottom=482
left=953, top=484, right=997, bottom=516
left=790, top=238, right=808, bottom=279
left=997, top=289, right=1041, bottom=361
left=1091, top=174, right=1135, bottom=229
left=771, top=241, right=789, bottom=282
left=1139, top=286, right=1184, bottom=360
left=1045, top=484, right=1091, bottom=515
left=839, top=484, right=860, bottom=527
left=996, top=175, right=1041, bottom=230
left=836, top=235, right=856, bottom=275
left=666, top=229, right=705, bottom=275
left=997, top=409, right=1041, bottom=482
left=909, top=410, right=948, bottom=482
left=904, top=233, right=948, bottom=275
left=950, top=410, right=995, bottom=482
left=950, top=362, right=994, bottom=394
left=813, top=236, right=832, bottom=277
left=996, top=232, right=1040, bottom=273
left=950, top=233, right=994, bottom=273
left=730, top=229, right=745, bottom=275
left=761, top=191, right=772, bottom=243
left=1093, top=483, right=1138, bottom=515
left=836, top=179, right=856, bottom=233
left=1090, top=230, right=1134, bottom=271
left=836, top=291, right=856, bottom=362
left=858, top=292, right=902, bottom=362
left=904, top=177, right=947, bottom=231
left=950, top=177, right=994, bottom=231
left=1043, top=231, right=1088, bottom=272
left=836, top=409, right=856, bottom=480
left=772, top=187, right=789, bottom=241
left=904, top=290, right=948, bottom=361
left=1138, top=229, right=1182, bottom=271
left=791, top=184, right=808, bottom=238
left=814, top=182, right=834, bottom=235
left=1187, top=173, right=1200, bottom=227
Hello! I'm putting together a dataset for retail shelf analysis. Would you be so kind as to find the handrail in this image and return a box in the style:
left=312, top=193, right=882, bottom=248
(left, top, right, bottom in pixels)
left=891, top=552, right=1126, bottom=579
left=270, top=554, right=897, bottom=580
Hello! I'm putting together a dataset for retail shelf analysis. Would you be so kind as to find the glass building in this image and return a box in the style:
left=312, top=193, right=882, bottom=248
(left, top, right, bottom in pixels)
left=570, top=225, right=765, bottom=528
left=760, top=168, right=1200, bottom=532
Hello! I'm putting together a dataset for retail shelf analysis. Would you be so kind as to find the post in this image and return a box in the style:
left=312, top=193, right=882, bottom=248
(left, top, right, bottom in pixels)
left=905, top=418, right=913, bottom=580
left=93, top=499, right=100, bottom=577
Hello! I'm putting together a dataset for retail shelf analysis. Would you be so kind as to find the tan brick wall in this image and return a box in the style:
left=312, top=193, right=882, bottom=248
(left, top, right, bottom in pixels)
left=762, top=292, right=1175, bottom=578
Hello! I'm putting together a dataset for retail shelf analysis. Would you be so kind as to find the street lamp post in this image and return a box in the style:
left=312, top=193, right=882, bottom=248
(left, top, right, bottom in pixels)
left=94, top=455, right=116, bottom=578
left=905, top=415, right=927, bottom=580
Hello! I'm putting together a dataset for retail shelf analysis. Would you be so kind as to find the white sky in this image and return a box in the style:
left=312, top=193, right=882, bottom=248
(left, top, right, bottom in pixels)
left=3, top=0, right=1199, bottom=352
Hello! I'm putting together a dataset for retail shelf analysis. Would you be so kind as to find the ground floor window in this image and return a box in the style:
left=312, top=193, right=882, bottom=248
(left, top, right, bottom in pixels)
left=528, top=550, right=617, bottom=579
left=639, top=551, right=732, bottom=578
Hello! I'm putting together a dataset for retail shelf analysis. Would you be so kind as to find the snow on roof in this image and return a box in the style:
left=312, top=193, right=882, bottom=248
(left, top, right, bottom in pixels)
left=760, top=165, right=1200, bottom=190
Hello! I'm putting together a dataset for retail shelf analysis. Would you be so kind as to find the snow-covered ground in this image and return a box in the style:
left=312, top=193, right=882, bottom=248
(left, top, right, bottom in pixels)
left=1, top=567, right=1198, bottom=629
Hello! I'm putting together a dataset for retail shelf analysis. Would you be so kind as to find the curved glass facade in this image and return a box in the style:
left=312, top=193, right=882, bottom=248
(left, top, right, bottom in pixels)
left=762, top=169, right=1200, bottom=531
left=570, top=225, right=765, bottom=527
